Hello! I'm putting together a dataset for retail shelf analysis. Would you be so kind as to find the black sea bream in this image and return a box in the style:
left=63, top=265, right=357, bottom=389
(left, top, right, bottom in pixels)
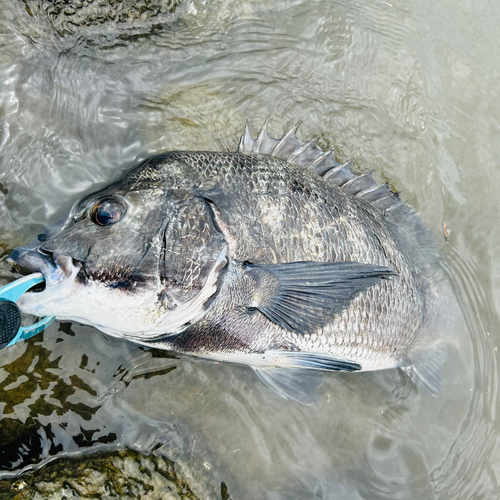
left=9, top=121, right=442, bottom=398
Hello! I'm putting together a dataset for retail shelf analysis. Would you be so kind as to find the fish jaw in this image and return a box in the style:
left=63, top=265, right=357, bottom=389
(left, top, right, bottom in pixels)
left=8, top=245, right=228, bottom=341
left=8, top=245, right=161, bottom=336
left=8, top=244, right=77, bottom=286
left=15, top=268, right=166, bottom=338
left=16, top=261, right=81, bottom=318
left=8, top=244, right=82, bottom=318
left=7, top=244, right=82, bottom=319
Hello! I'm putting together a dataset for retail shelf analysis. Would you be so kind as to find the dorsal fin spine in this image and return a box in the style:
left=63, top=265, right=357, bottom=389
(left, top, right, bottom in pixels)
left=308, top=151, right=332, bottom=168
left=254, top=117, right=271, bottom=151
left=308, top=151, right=341, bottom=176
left=236, top=121, right=430, bottom=235
left=271, top=121, right=302, bottom=157
left=239, top=121, right=255, bottom=153
left=286, top=139, right=318, bottom=162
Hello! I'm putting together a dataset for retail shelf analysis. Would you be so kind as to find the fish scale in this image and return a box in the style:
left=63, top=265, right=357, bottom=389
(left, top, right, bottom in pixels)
left=155, top=150, right=431, bottom=365
left=9, top=121, right=443, bottom=401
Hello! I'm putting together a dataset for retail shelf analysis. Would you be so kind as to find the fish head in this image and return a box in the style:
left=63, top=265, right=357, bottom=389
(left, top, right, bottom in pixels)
left=8, top=156, right=227, bottom=341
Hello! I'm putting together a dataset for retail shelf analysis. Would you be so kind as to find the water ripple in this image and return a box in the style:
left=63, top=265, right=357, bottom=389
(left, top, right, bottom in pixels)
left=1, top=0, right=500, bottom=497
left=431, top=242, right=500, bottom=498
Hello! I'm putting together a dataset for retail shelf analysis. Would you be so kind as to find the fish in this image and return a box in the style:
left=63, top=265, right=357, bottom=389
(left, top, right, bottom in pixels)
left=9, top=120, right=443, bottom=401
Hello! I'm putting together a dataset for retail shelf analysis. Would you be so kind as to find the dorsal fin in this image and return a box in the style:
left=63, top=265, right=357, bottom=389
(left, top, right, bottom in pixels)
left=236, top=121, right=433, bottom=246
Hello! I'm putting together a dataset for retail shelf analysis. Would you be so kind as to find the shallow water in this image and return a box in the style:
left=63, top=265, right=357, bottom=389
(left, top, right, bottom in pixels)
left=0, top=0, right=499, bottom=498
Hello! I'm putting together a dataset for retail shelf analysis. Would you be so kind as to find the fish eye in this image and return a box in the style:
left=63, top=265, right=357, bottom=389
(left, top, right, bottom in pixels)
left=91, top=197, right=127, bottom=226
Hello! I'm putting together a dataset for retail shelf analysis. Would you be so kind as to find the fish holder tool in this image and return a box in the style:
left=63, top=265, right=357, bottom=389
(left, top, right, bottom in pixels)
left=0, top=273, right=55, bottom=349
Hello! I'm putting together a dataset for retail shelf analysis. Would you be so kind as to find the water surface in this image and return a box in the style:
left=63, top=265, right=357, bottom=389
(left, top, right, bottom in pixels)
left=1, top=0, right=499, bottom=498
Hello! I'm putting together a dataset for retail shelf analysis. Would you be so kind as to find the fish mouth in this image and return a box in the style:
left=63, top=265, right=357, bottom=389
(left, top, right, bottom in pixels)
left=8, top=246, right=81, bottom=287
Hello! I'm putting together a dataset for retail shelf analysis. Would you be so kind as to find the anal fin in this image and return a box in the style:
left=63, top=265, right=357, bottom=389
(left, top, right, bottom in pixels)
left=254, top=351, right=361, bottom=405
left=254, top=367, right=323, bottom=406
left=263, top=350, right=362, bottom=371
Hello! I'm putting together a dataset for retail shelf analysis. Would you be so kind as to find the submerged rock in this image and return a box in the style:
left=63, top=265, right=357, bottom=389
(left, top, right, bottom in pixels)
left=23, top=0, right=182, bottom=36
left=0, top=448, right=201, bottom=500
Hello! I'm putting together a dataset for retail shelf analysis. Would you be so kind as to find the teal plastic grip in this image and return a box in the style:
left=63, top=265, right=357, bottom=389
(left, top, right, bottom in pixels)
left=0, top=273, right=55, bottom=349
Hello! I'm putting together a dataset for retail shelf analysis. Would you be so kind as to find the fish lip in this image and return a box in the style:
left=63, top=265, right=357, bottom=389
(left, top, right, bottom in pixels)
left=8, top=246, right=80, bottom=286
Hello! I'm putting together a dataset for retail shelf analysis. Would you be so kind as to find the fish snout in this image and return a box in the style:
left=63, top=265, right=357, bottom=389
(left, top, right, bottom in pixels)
left=8, top=247, right=79, bottom=286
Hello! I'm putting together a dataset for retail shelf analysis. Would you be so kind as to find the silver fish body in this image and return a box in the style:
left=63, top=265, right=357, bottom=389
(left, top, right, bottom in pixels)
left=142, top=150, right=439, bottom=373
left=9, top=122, right=441, bottom=390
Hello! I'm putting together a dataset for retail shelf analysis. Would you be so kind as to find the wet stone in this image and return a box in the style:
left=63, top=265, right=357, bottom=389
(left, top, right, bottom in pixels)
left=24, top=0, right=183, bottom=36
left=0, top=448, right=200, bottom=500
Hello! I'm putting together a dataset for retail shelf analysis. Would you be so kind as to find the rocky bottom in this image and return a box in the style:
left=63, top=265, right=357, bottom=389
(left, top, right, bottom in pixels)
left=0, top=448, right=202, bottom=500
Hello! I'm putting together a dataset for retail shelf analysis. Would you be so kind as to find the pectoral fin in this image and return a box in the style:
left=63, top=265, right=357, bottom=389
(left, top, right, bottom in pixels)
left=246, top=261, right=396, bottom=334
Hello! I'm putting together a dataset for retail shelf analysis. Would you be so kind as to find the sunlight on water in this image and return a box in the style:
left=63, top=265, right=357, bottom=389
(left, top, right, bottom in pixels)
left=0, top=0, right=500, bottom=497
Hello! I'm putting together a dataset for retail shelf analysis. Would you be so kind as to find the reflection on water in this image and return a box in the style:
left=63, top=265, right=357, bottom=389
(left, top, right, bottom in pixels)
left=1, top=0, right=500, bottom=497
